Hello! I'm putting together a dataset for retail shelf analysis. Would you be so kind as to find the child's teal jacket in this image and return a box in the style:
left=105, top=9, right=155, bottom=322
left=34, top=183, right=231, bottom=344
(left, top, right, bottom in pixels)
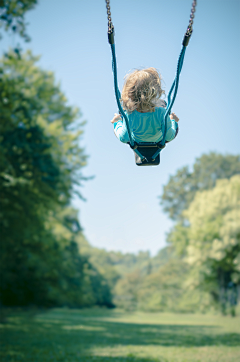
left=113, top=107, right=178, bottom=144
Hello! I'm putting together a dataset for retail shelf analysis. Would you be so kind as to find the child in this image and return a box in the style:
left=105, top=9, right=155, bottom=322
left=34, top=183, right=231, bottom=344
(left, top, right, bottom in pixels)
left=110, top=68, right=179, bottom=144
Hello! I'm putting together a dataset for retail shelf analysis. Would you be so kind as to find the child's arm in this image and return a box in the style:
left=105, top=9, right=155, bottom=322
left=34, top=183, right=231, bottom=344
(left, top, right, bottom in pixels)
left=165, top=112, right=179, bottom=142
left=111, top=113, right=122, bottom=123
left=111, top=113, right=130, bottom=143
left=170, top=112, right=179, bottom=123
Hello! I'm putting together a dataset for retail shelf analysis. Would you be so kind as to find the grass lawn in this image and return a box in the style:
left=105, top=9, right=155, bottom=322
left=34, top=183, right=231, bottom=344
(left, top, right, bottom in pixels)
left=0, top=308, right=240, bottom=362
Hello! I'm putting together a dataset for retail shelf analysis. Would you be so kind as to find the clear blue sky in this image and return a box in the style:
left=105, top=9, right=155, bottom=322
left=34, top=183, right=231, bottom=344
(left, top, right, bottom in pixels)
left=1, top=0, right=240, bottom=255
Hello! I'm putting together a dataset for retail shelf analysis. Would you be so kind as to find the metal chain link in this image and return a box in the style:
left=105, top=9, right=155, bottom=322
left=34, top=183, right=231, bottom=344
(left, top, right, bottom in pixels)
left=185, top=0, right=197, bottom=37
left=105, top=0, right=114, bottom=33
left=105, top=0, right=196, bottom=37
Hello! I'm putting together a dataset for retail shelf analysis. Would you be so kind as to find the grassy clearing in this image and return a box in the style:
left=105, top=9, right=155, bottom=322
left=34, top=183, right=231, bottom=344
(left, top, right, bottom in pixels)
left=0, top=308, right=240, bottom=362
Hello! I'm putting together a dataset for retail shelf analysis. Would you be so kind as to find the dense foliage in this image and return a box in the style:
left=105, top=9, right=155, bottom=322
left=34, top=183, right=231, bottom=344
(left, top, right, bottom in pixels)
left=158, top=154, right=240, bottom=315
left=161, top=153, right=240, bottom=221
left=169, top=175, right=240, bottom=315
left=0, top=51, right=113, bottom=307
left=0, top=0, right=37, bottom=41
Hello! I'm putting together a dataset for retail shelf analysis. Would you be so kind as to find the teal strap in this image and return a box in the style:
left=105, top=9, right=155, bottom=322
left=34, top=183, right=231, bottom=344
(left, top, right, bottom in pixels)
left=134, top=148, right=147, bottom=161
left=151, top=46, right=186, bottom=161
left=162, top=46, right=186, bottom=145
left=110, top=43, right=135, bottom=148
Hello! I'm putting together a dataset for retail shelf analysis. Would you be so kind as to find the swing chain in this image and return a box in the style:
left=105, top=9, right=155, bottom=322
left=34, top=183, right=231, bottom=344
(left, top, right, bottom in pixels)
left=105, top=0, right=114, bottom=34
left=182, top=0, right=197, bottom=46
left=185, top=0, right=197, bottom=37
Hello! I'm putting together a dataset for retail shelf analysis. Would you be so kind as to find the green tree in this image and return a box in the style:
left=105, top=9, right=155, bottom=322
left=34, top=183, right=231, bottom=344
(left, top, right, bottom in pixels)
left=0, top=51, right=113, bottom=307
left=168, top=175, right=240, bottom=315
left=0, top=0, right=37, bottom=41
left=0, top=50, right=86, bottom=243
left=160, top=153, right=240, bottom=221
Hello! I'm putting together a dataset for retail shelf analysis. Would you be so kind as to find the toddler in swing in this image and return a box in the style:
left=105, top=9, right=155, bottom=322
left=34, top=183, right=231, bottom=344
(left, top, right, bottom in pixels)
left=111, top=67, right=179, bottom=144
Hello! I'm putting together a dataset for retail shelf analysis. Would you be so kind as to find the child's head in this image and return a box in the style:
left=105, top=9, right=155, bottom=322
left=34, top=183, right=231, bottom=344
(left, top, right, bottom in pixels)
left=121, top=67, right=165, bottom=113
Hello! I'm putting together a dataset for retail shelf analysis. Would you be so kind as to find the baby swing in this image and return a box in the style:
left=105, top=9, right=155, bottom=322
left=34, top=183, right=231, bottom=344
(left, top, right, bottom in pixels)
left=105, top=0, right=197, bottom=166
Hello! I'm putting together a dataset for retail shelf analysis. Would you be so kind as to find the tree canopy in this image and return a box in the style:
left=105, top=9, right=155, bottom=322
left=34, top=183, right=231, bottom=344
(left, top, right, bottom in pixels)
left=0, top=51, right=113, bottom=307
left=160, top=153, right=240, bottom=221
left=0, top=0, right=37, bottom=41
left=168, top=175, right=240, bottom=314
left=0, top=50, right=87, bottom=241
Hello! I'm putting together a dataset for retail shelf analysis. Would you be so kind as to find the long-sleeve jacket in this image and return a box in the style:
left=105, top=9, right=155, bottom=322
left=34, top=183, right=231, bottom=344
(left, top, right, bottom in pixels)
left=113, top=107, right=178, bottom=144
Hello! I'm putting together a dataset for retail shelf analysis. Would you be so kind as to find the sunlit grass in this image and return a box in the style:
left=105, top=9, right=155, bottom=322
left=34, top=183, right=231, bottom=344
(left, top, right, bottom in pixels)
left=0, top=308, right=240, bottom=361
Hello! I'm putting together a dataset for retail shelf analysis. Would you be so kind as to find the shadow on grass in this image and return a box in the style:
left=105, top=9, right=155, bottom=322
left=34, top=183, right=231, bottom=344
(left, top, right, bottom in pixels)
left=81, top=358, right=162, bottom=362
left=33, top=310, right=240, bottom=348
left=61, top=321, right=240, bottom=347
left=1, top=309, right=240, bottom=362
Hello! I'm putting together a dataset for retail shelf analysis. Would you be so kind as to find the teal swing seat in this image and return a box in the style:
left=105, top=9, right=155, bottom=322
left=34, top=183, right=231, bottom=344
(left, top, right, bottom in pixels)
left=133, top=143, right=161, bottom=166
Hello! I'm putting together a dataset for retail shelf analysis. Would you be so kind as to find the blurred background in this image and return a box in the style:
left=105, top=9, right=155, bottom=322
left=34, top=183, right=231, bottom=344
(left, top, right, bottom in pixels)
left=0, top=0, right=240, bottom=316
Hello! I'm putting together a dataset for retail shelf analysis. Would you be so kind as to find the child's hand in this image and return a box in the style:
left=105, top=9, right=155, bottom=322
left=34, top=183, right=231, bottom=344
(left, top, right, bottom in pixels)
left=170, top=112, right=179, bottom=123
left=110, top=113, right=122, bottom=124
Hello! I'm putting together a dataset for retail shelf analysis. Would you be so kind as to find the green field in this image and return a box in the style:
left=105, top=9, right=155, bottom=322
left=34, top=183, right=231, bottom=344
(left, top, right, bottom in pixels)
left=1, top=308, right=240, bottom=362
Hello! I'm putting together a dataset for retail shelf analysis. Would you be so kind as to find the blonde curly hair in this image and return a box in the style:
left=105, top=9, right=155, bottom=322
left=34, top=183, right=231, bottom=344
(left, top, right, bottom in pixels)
left=121, top=67, right=165, bottom=113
